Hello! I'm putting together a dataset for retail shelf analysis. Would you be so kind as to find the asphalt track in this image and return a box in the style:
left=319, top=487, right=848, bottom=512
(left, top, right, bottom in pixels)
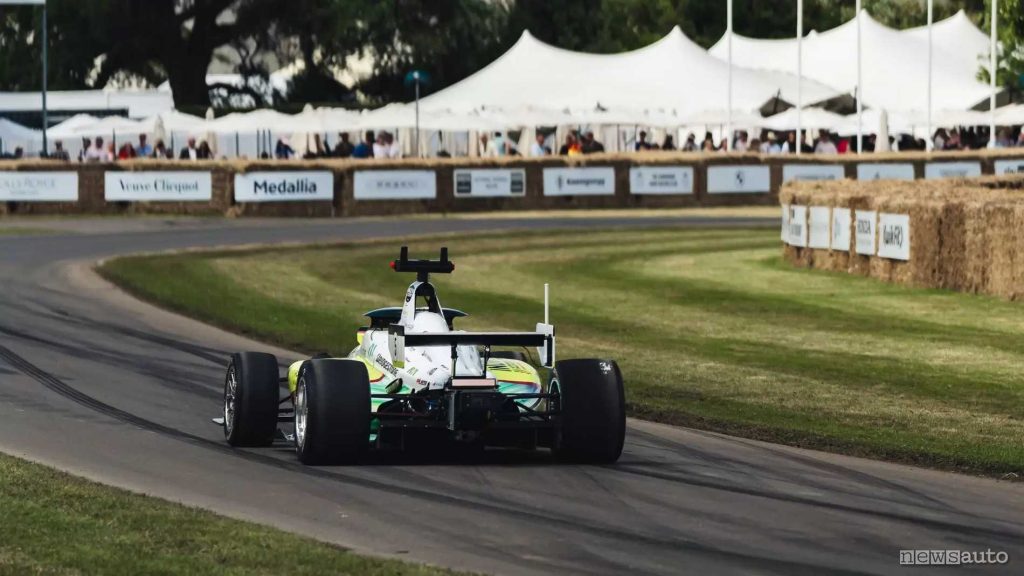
left=0, top=215, right=1021, bottom=576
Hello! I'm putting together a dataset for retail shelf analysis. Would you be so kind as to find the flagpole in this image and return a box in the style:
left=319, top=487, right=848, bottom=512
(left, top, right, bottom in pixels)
left=989, top=0, right=998, bottom=147
left=726, top=0, right=733, bottom=151
left=926, top=0, right=933, bottom=151
left=853, top=1, right=862, bottom=153
left=796, top=0, right=803, bottom=156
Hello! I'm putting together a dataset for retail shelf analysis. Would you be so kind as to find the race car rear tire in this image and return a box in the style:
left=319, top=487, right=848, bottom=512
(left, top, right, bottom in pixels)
left=551, top=359, right=625, bottom=464
left=224, top=352, right=280, bottom=447
left=295, top=359, right=370, bottom=465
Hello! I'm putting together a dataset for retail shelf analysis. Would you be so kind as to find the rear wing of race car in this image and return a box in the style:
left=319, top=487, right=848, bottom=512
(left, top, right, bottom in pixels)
left=388, top=325, right=556, bottom=369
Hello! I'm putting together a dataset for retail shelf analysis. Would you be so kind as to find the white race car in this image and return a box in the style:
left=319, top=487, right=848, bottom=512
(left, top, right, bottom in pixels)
left=220, top=247, right=625, bottom=465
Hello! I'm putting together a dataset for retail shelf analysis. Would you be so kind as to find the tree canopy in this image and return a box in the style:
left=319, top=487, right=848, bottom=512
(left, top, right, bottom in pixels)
left=0, top=0, right=1017, bottom=107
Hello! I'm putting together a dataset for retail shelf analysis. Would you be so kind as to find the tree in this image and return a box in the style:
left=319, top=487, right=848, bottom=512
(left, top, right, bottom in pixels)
left=978, top=0, right=1024, bottom=101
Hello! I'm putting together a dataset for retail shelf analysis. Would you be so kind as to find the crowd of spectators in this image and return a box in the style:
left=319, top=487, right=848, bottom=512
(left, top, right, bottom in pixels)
left=19, top=124, right=1024, bottom=162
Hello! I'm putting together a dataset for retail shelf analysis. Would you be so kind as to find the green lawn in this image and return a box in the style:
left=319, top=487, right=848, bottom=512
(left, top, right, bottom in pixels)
left=0, top=227, right=55, bottom=236
left=0, top=453, right=460, bottom=575
left=98, top=227, right=1024, bottom=476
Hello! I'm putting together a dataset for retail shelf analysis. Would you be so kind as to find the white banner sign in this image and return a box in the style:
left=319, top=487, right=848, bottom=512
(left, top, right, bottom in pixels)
left=855, top=210, right=877, bottom=255
left=0, top=172, right=78, bottom=202
left=788, top=205, right=807, bottom=247
left=707, top=165, right=771, bottom=193
left=629, top=166, right=694, bottom=194
left=877, top=213, right=911, bottom=261
left=924, top=162, right=981, bottom=180
left=235, top=171, right=334, bottom=202
left=543, top=167, right=615, bottom=196
left=831, top=207, right=851, bottom=252
left=783, top=164, right=845, bottom=183
left=808, top=206, right=831, bottom=249
left=354, top=170, right=436, bottom=200
left=781, top=204, right=790, bottom=242
left=856, top=163, right=915, bottom=181
left=994, top=159, right=1024, bottom=175
left=453, top=169, right=525, bottom=198
left=105, top=172, right=211, bottom=201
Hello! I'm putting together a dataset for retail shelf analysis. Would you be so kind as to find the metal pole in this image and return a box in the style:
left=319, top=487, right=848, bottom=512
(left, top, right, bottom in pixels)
left=41, top=0, right=48, bottom=156
left=796, top=0, right=803, bottom=156
left=927, top=0, right=933, bottom=151
left=414, top=72, right=421, bottom=158
left=989, top=0, right=997, bottom=147
left=726, top=0, right=732, bottom=151
left=856, top=0, right=862, bottom=153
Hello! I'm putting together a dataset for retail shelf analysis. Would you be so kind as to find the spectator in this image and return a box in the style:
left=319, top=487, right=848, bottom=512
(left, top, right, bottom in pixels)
left=373, top=132, right=389, bottom=159
left=945, top=129, right=962, bottom=151
left=581, top=131, right=604, bottom=154
left=530, top=133, right=550, bottom=157
left=661, top=134, right=676, bottom=151
left=864, top=133, right=877, bottom=153
left=384, top=132, right=401, bottom=159
left=179, top=137, right=199, bottom=160
left=12, top=147, right=23, bottom=159
left=933, top=128, right=948, bottom=151
left=1017, top=130, right=1024, bottom=147
left=781, top=132, right=795, bottom=154
left=86, top=137, right=108, bottom=162
left=489, top=132, right=507, bottom=157
left=51, top=140, right=70, bottom=161
left=334, top=133, right=354, bottom=158
left=274, top=138, right=294, bottom=159
left=117, top=142, right=135, bottom=160
left=748, top=138, right=761, bottom=152
left=78, top=137, right=91, bottom=162
left=814, top=130, right=838, bottom=154
left=733, top=131, right=749, bottom=152
left=559, top=133, right=581, bottom=156
left=153, top=139, right=168, bottom=159
left=701, top=132, right=716, bottom=151
left=136, top=134, right=152, bottom=157
left=198, top=140, right=213, bottom=159
left=682, top=132, right=697, bottom=152
left=353, top=131, right=374, bottom=159
left=635, top=131, right=652, bottom=151
left=764, top=132, right=782, bottom=154
left=106, top=142, right=117, bottom=161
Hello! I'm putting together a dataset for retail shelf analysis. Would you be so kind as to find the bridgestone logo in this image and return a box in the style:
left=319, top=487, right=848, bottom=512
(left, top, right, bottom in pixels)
left=253, top=178, right=318, bottom=195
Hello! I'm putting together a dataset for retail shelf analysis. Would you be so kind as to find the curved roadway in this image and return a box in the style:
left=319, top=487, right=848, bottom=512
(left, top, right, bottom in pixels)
left=0, top=216, right=1020, bottom=576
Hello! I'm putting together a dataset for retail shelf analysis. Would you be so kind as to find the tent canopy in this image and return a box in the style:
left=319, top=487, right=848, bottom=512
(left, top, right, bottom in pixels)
left=418, top=27, right=840, bottom=117
left=709, top=10, right=995, bottom=113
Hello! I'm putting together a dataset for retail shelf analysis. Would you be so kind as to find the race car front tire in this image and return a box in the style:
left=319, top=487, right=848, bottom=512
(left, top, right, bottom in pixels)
left=551, top=359, right=626, bottom=464
left=224, top=352, right=280, bottom=447
left=294, top=359, right=371, bottom=465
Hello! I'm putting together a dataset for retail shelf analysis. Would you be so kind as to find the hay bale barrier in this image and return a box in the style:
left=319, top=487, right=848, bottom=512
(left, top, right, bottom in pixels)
left=780, top=174, right=1024, bottom=298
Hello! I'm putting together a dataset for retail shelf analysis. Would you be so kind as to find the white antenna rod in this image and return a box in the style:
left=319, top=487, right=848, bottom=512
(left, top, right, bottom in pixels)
left=544, top=283, right=549, bottom=325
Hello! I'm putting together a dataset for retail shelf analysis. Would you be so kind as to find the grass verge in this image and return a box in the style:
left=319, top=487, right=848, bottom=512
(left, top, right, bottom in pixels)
left=98, top=227, right=1024, bottom=477
left=0, top=452, right=461, bottom=575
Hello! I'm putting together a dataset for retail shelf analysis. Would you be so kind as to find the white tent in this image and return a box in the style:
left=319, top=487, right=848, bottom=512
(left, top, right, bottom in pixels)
left=47, top=113, right=101, bottom=139
left=203, top=109, right=298, bottom=134
left=0, top=117, right=41, bottom=154
left=418, top=27, right=840, bottom=118
left=72, top=115, right=148, bottom=137
left=709, top=10, right=995, bottom=113
left=762, top=107, right=848, bottom=131
left=995, top=104, right=1024, bottom=126
left=903, top=10, right=990, bottom=84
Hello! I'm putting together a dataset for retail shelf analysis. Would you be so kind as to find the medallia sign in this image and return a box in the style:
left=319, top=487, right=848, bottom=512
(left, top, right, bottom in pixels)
left=453, top=169, right=525, bottom=198
left=105, top=172, right=212, bottom=201
left=354, top=170, right=436, bottom=200
left=234, top=171, right=334, bottom=202
left=782, top=164, right=845, bottom=183
left=629, top=166, right=694, bottom=194
left=923, top=162, right=982, bottom=180
left=543, top=167, right=615, bottom=196
left=706, top=165, right=770, bottom=193
left=0, top=172, right=78, bottom=202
